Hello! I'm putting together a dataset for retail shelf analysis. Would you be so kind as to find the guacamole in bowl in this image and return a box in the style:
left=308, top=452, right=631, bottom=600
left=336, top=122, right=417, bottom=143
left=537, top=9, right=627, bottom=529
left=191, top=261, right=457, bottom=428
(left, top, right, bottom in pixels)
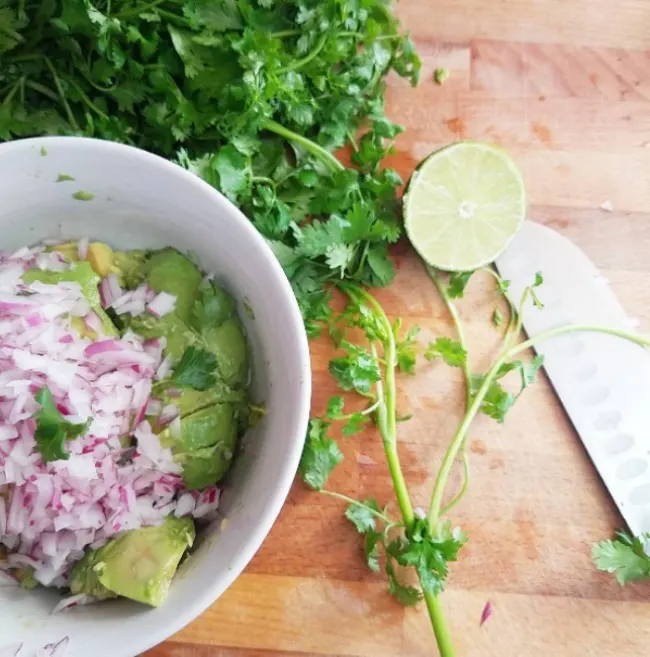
left=0, top=241, right=252, bottom=609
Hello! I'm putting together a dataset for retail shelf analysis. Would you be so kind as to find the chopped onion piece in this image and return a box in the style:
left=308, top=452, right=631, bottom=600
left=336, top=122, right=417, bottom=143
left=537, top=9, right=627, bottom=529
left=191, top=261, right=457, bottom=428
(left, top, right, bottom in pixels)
left=147, top=291, right=177, bottom=318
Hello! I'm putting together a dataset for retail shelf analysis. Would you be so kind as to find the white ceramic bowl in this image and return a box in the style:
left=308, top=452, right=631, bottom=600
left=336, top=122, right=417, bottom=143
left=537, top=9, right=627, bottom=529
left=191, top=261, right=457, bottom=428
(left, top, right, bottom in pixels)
left=0, top=138, right=311, bottom=656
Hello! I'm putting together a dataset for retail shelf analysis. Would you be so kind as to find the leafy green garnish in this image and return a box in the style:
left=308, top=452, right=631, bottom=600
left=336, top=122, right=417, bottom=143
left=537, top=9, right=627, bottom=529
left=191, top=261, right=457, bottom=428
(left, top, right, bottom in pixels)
left=593, top=531, right=650, bottom=584
left=425, top=337, right=467, bottom=367
left=433, top=68, right=450, bottom=85
left=172, top=346, right=217, bottom=391
left=470, top=355, right=544, bottom=423
left=447, top=271, right=473, bottom=299
left=329, top=341, right=381, bottom=395
left=299, top=418, right=343, bottom=490
left=34, top=387, right=88, bottom=463
left=345, top=498, right=383, bottom=534
left=56, top=173, right=75, bottom=183
left=191, top=281, right=235, bottom=331
left=492, top=308, right=503, bottom=327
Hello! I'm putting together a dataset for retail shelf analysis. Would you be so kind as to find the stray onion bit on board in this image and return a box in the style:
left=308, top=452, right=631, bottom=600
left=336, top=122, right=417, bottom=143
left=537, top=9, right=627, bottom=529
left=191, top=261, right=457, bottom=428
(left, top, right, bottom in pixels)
left=480, top=600, right=493, bottom=627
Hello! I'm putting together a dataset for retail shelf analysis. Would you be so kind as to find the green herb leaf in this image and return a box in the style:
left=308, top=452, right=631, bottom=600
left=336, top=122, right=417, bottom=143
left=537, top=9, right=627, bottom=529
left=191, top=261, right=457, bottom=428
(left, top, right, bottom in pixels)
left=342, top=411, right=369, bottom=436
left=34, top=387, right=87, bottom=463
left=433, top=67, right=449, bottom=85
left=395, top=323, right=420, bottom=374
left=447, top=271, right=473, bottom=299
left=191, top=280, right=235, bottom=331
left=492, top=307, right=503, bottom=327
left=470, top=374, right=516, bottom=423
left=329, top=341, right=381, bottom=395
left=425, top=337, right=467, bottom=368
left=385, top=558, right=422, bottom=606
left=593, top=531, right=650, bottom=584
left=325, top=395, right=345, bottom=420
left=365, top=530, right=383, bottom=573
left=299, top=419, right=343, bottom=490
left=345, top=498, right=382, bottom=533
left=172, top=346, right=217, bottom=391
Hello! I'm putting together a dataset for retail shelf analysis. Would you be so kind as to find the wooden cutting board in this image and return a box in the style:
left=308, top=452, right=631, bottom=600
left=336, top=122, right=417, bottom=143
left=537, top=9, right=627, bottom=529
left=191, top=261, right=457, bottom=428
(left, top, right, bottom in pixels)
left=145, top=1, right=650, bottom=655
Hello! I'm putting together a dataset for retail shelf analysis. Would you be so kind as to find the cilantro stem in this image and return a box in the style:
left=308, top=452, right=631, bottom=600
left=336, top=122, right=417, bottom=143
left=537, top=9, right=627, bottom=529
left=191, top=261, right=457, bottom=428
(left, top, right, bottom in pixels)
left=270, top=29, right=301, bottom=38
left=427, top=268, right=472, bottom=517
left=481, top=266, right=517, bottom=338
left=508, top=323, right=650, bottom=357
left=424, top=594, right=456, bottom=657
left=321, top=490, right=395, bottom=525
left=341, top=285, right=414, bottom=527
left=261, top=119, right=344, bottom=173
left=24, top=80, right=59, bottom=103
left=337, top=399, right=381, bottom=420
left=427, top=268, right=471, bottom=404
left=43, top=57, right=79, bottom=132
left=428, top=320, right=650, bottom=531
left=0, top=24, right=25, bottom=44
left=116, top=0, right=174, bottom=17
left=277, top=33, right=328, bottom=74
left=427, top=350, right=506, bottom=530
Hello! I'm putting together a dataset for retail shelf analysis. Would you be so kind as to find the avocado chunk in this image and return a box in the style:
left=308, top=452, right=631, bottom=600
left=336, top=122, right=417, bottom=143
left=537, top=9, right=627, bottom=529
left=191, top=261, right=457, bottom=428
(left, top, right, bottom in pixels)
left=129, top=312, right=197, bottom=363
left=112, top=249, right=148, bottom=288
left=22, top=262, right=118, bottom=336
left=87, top=242, right=113, bottom=277
left=203, top=319, right=248, bottom=387
left=166, top=381, right=249, bottom=418
left=69, top=516, right=195, bottom=607
left=142, top=249, right=202, bottom=322
left=163, top=404, right=237, bottom=489
left=51, top=241, right=79, bottom=263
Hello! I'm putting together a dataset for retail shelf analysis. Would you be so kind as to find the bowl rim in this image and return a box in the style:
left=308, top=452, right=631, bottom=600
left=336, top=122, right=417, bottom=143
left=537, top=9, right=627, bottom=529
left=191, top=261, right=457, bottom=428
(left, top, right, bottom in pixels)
left=0, top=136, right=311, bottom=655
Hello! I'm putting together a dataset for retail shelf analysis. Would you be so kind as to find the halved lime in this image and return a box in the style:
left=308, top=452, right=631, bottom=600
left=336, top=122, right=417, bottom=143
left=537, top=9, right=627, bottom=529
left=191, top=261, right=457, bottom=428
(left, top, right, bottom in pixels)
left=403, top=141, right=526, bottom=271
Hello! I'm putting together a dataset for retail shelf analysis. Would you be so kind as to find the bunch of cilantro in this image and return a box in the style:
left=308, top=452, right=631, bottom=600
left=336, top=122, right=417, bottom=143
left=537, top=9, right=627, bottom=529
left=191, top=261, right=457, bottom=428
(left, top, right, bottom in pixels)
left=0, top=0, right=420, bottom=333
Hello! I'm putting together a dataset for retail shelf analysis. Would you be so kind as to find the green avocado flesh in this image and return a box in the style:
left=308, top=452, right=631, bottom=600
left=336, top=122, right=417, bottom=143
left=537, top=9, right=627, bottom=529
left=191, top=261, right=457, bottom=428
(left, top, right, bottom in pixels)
left=69, top=516, right=195, bottom=607
left=124, top=249, right=251, bottom=490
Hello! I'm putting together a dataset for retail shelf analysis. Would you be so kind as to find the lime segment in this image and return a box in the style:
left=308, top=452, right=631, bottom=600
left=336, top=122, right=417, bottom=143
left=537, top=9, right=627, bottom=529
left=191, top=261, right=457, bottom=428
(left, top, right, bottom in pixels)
left=404, top=142, right=526, bottom=271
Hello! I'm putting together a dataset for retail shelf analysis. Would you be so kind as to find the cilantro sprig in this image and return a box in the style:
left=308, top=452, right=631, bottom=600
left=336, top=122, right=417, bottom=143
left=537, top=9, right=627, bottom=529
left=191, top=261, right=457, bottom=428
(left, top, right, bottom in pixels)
left=172, top=346, right=217, bottom=391
left=34, top=387, right=88, bottom=463
left=0, top=0, right=420, bottom=336
left=299, top=267, right=650, bottom=656
left=593, top=531, right=650, bottom=584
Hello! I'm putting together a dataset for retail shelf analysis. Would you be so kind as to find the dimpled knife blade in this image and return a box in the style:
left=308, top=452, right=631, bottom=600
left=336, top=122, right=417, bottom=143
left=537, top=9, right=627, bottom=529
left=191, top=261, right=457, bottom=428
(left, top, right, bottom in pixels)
left=496, top=221, right=650, bottom=535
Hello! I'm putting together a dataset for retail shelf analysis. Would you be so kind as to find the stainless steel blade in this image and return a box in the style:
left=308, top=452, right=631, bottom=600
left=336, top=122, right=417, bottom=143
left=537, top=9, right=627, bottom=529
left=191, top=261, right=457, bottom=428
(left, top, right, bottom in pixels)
left=496, top=221, right=650, bottom=535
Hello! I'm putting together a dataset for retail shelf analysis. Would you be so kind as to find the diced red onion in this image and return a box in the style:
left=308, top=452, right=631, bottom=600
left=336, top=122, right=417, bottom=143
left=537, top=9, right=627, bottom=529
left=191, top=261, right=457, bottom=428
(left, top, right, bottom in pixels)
left=77, top=238, right=89, bottom=261
left=147, top=291, right=176, bottom=318
left=0, top=246, right=195, bottom=586
left=83, top=311, right=103, bottom=335
left=480, top=600, right=493, bottom=627
left=145, top=398, right=162, bottom=417
left=155, top=355, right=172, bottom=381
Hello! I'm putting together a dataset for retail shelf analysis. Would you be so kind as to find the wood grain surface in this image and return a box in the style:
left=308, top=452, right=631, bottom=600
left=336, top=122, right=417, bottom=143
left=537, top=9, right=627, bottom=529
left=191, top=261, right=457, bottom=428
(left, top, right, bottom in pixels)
left=146, top=1, right=650, bottom=655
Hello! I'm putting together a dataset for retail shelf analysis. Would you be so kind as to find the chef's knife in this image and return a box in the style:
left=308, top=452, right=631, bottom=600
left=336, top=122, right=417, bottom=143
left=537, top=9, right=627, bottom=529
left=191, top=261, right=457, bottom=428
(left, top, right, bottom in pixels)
left=495, top=221, right=650, bottom=536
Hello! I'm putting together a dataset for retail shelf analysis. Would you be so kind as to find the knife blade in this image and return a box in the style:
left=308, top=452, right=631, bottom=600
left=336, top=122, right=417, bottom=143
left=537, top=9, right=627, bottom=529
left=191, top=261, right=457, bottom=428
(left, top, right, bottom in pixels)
left=495, top=220, right=650, bottom=536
